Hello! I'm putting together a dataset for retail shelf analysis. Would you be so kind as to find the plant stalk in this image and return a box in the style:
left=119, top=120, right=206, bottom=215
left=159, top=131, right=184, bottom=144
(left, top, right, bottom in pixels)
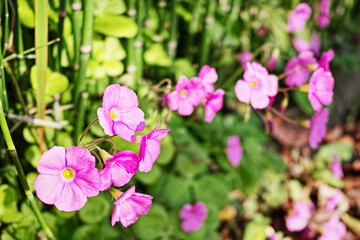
left=199, top=0, right=217, bottom=65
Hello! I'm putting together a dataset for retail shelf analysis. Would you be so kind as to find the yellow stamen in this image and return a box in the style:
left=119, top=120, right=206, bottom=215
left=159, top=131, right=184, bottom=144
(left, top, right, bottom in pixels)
left=180, top=89, right=187, bottom=97
left=110, top=109, right=116, bottom=121
left=250, top=80, right=257, bottom=88
left=299, top=84, right=309, bottom=93
left=62, top=168, right=75, bottom=180
left=306, top=63, right=318, bottom=71
left=109, top=187, right=123, bottom=200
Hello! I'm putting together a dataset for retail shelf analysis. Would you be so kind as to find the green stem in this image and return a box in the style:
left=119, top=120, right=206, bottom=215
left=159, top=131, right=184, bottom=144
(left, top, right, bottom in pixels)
left=168, top=0, right=178, bottom=60
left=70, top=0, right=82, bottom=71
left=3, top=0, right=9, bottom=57
left=199, top=0, right=217, bottom=65
left=133, top=0, right=145, bottom=91
left=186, top=0, right=205, bottom=60
left=0, top=100, right=55, bottom=240
left=224, top=0, right=242, bottom=38
left=74, top=91, right=88, bottom=143
left=74, top=0, right=94, bottom=104
left=16, top=13, right=27, bottom=76
left=126, top=0, right=136, bottom=88
left=54, top=0, right=67, bottom=72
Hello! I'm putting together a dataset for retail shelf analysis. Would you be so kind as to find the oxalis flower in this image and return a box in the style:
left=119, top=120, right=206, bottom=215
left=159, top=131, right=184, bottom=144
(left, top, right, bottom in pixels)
left=287, top=3, right=312, bottom=33
left=204, top=89, right=225, bottom=122
left=316, top=0, right=331, bottom=29
left=99, top=150, right=139, bottom=191
left=309, top=108, right=329, bottom=149
left=308, top=68, right=334, bottom=111
left=238, top=51, right=253, bottom=66
left=293, top=34, right=321, bottom=55
left=226, top=136, right=243, bottom=167
left=195, top=65, right=218, bottom=95
left=138, top=121, right=170, bottom=172
left=34, top=146, right=100, bottom=212
left=168, top=75, right=205, bottom=116
left=97, top=84, right=145, bottom=142
left=111, top=186, right=153, bottom=227
left=319, top=216, right=346, bottom=240
left=179, top=202, right=208, bottom=232
left=286, top=201, right=314, bottom=232
left=235, top=62, right=278, bottom=109
left=330, top=153, right=343, bottom=179
left=318, top=49, right=334, bottom=72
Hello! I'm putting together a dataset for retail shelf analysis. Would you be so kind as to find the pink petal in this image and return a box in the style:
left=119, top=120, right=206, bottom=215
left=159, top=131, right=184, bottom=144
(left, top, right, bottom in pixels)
left=118, top=107, right=145, bottom=132
left=250, top=92, right=270, bottom=109
left=74, top=168, right=100, bottom=197
left=65, top=147, right=96, bottom=172
left=266, top=75, right=278, bottom=96
left=110, top=164, right=134, bottom=187
left=139, top=140, right=161, bottom=172
left=128, top=193, right=153, bottom=215
left=111, top=151, right=139, bottom=174
left=99, top=167, right=112, bottom=191
left=116, top=202, right=139, bottom=227
left=204, top=105, right=216, bottom=122
left=113, top=122, right=136, bottom=142
left=235, top=80, right=250, bottom=103
left=309, top=94, right=323, bottom=112
left=34, top=174, right=64, bottom=205
left=178, top=100, right=194, bottom=116
left=179, top=204, right=194, bottom=219
left=176, top=76, right=189, bottom=92
left=151, top=128, right=170, bottom=140
left=187, top=89, right=205, bottom=106
left=103, top=84, right=138, bottom=110
left=97, top=107, right=115, bottom=136
left=55, top=182, right=88, bottom=212
left=182, top=218, right=204, bottom=232
left=167, top=91, right=179, bottom=111
left=37, top=146, right=66, bottom=175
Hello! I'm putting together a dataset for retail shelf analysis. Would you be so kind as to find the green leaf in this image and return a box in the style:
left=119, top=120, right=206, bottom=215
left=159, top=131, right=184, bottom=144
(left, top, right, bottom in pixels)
left=163, top=176, right=191, bottom=208
left=132, top=203, right=168, bottom=240
left=314, top=142, right=353, bottom=167
left=242, top=214, right=270, bottom=240
left=175, top=153, right=207, bottom=178
left=104, top=37, right=126, bottom=61
left=172, top=58, right=196, bottom=80
left=72, top=225, right=100, bottom=240
left=24, top=145, right=42, bottom=168
left=157, top=135, right=175, bottom=165
left=292, top=90, right=315, bottom=116
left=26, top=172, right=38, bottom=193
left=78, top=194, right=111, bottom=224
left=313, top=169, right=344, bottom=188
left=135, top=164, right=162, bottom=185
left=18, top=0, right=35, bottom=28
left=94, top=0, right=127, bottom=16
left=94, top=15, right=138, bottom=38
left=144, top=44, right=172, bottom=67
left=103, top=60, right=124, bottom=77
left=0, top=185, right=22, bottom=224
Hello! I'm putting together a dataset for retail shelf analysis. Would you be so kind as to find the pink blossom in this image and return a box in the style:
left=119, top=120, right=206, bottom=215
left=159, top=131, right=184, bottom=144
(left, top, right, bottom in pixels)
left=308, top=68, right=334, bottom=111
left=319, top=216, right=346, bottom=240
left=197, top=65, right=218, bottom=94
left=287, top=3, right=312, bottom=33
left=237, top=51, right=253, bottom=66
left=226, top=136, right=243, bottom=167
left=316, top=0, right=331, bottom=29
left=168, top=76, right=205, bottom=116
left=293, top=34, right=321, bottom=55
left=309, top=108, right=329, bottom=149
left=34, top=146, right=100, bottom=212
left=111, top=186, right=153, bottom=227
left=97, top=84, right=145, bottom=142
left=180, top=202, right=208, bottom=232
left=99, top=150, right=139, bottom=191
left=268, top=55, right=277, bottom=71
left=286, top=201, right=314, bottom=232
left=138, top=122, right=170, bottom=172
left=204, top=89, right=225, bottom=122
left=318, top=49, right=334, bottom=71
left=326, top=189, right=341, bottom=211
left=284, top=51, right=317, bottom=87
left=235, top=62, right=278, bottom=109
left=331, top=153, right=343, bottom=179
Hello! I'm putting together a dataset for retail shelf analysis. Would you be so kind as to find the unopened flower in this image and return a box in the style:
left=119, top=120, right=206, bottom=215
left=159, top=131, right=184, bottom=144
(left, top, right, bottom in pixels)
left=235, top=62, right=278, bottom=109
left=111, top=186, right=153, bottom=227
left=168, top=76, right=205, bottom=116
left=326, top=189, right=341, bottom=211
left=319, top=216, right=346, bottom=240
left=226, top=136, right=243, bottom=167
left=138, top=122, right=170, bottom=172
left=284, top=51, right=317, bottom=87
left=309, top=108, right=329, bottom=149
left=97, top=84, right=145, bottom=142
left=330, top=153, right=343, bottom=179
left=204, top=89, right=225, bottom=122
left=318, top=49, right=334, bottom=71
left=287, top=3, right=312, bottom=33
left=293, top=34, right=321, bottom=55
left=308, top=68, right=334, bottom=111
left=35, top=146, right=100, bottom=212
left=237, top=51, right=253, bottom=66
left=286, top=201, right=314, bottom=232
left=180, top=202, right=208, bottom=232
left=99, top=150, right=139, bottom=191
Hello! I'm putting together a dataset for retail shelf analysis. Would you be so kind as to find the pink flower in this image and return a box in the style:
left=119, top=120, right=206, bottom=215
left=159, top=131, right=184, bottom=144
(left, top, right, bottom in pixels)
left=197, top=65, right=218, bottom=94
left=308, top=68, right=334, bottom=111
left=326, top=189, right=341, bottom=211
left=180, top=202, right=208, bottom=232
left=237, top=51, right=253, bottom=66
left=34, top=146, right=100, bottom=212
left=99, top=150, right=139, bottom=191
left=168, top=76, right=205, bottom=116
left=226, top=136, right=243, bottom=167
left=319, top=216, right=346, bottom=240
left=287, top=3, right=312, bottom=33
left=268, top=55, right=278, bottom=71
left=316, top=0, right=331, bottom=29
left=235, top=62, right=278, bottom=109
left=309, top=108, right=329, bottom=149
left=111, top=186, right=153, bottom=227
left=97, top=84, right=145, bottom=142
left=293, top=34, right=321, bottom=55
left=138, top=122, right=170, bottom=172
left=284, top=51, right=318, bottom=87
left=204, top=89, right=225, bottom=122
left=318, top=49, right=334, bottom=71
left=331, top=153, right=343, bottom=179
left=286, top=201, right=314, bottom=232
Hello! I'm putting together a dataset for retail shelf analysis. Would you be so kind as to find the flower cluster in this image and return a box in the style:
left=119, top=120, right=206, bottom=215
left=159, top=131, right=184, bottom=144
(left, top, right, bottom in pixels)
left=167, top=65, right=225, bottom=122
left=179, top=202, right=208, bottom=232
left=35, top=84, right=169, bottom=228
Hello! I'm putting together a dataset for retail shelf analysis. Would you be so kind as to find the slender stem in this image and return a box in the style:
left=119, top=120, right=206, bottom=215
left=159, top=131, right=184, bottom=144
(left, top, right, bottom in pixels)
left=224, top=0, right=242, bottom=38
left=3, top=0, right=9, bottom=56
left=16, top=12, right=27, bottom=76
left=70, top=0, right=82, bottom=71
left=54, top=0, right=67, bottom=72
left=78, top=118, right=98, bottom=146
left=133, top=0, right=145, bottom=91
left=199, top=0, right=217, bottom=65
left=187, top=0, right=205, bottom=60
left=168, top=0, right=178, bottom=60
left=126, top=0, right=136, bottom=88
left=0, top=100, right=55, bottom=240
left=268, top=107, right=300, bottom=126
left=74, top=91, right=88, bottom=143
left=74, top=0, right=94, bottom=104
left=3, top=62, right=27, bottom=111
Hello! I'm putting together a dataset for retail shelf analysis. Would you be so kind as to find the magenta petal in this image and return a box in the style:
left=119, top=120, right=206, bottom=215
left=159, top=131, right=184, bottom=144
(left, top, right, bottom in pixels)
left=118, top=108, right=145, bottom=131
left=113, top=122, right=136, bottom=142
left=139, top=140, right=161, bottom=172
left=187, top=89, right=205, bottom=106
left=151, top=128, right=170, bottom=140
left=178, top=100, right=194, bottom=116
left=74, top=168, right=100, bottom=197
left=34, top=174, right=63, bottom=205
left=182, top=218, right=203, bottom=232
left=37, top=146, right=66, bottom=175
left=128, top=193, right=153, bottom=215
left=55, top=182, right=88, bottom=212
left=111, top=151, right=139, bottom=174
left=97, top=107, right=115, bottom=136
left=65, top=147, right=96, bottom=171
left=103, top=84, right=138, bottom=110
left=176, top=76, right=189, bottom=92
left=110, top=165, right=134, bottom=187
left=226, top=136, right=243, bottom=167
left=235, top=80, right=250, bottom=103
left=179, top=204, right=193, bottom=219
left=167, top=92, right=179, bottom=111
left=204, top=105, right=216, bottom=122
left=99, top=167, right=112, bottom=191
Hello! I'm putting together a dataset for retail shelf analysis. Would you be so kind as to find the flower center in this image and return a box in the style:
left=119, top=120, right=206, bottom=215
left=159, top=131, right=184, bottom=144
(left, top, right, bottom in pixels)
left=180, top=89, right=187, bottom=98
left=61, top=168, right=75, bottom=181
left=250, top=80, right=257, bottom=88
left=110, top=109, right=117, bottom=121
